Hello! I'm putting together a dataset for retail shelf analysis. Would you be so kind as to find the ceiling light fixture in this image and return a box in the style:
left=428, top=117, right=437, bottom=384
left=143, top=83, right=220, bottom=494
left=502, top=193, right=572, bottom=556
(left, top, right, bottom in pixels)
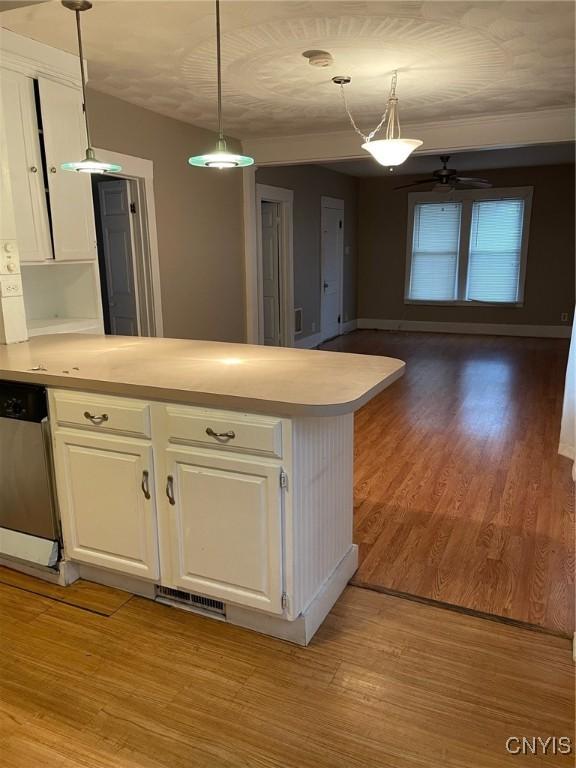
left=333, top=71, right=422, bottom=167
left=188, top=0, right=253, bottom=169
left=60, top=0, right=121, bottom=174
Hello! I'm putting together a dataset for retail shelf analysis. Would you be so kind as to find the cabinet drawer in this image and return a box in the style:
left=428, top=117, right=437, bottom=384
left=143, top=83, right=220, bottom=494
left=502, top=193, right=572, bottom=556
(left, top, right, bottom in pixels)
left=166, top=406, right=282, bottom=458
left=52, top=391, right=151, bottom=438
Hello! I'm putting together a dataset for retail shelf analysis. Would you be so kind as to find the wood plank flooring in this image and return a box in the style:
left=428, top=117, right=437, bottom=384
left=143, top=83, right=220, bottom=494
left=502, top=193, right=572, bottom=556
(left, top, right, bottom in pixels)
left=0, top=566, right=132, bottom=616
left=321, top=331, right=575, bottom=635
left=0, top=582, right=573, bottom=767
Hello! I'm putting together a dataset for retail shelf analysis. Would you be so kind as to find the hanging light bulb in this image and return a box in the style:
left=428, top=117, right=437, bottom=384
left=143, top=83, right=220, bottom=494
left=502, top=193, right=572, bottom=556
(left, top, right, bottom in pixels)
left=61, top=0, right=121, bottom=174
left=188, top=0, right=253, bottom=169
left=334, top=71, right=422, bottom=167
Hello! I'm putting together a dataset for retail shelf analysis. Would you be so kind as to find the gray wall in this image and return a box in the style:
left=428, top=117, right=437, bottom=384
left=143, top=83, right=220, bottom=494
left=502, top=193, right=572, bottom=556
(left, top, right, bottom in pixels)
left=256, top=164, right=358, bottom=340
left=88, top=88, right=246, bottom=342
left=357, top=163, right=575, bottom=327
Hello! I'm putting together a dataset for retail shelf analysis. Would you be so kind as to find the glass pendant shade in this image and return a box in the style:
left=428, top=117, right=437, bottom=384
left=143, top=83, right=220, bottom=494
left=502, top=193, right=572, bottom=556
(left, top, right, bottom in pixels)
left=361, top=138, right=423, bottom=167
left=188, top=0, right=254, bottom=170
left=61, top=0, right=122, bottom=174
left=188, top=138, right=254, bottom=169
left=61, top=147, right=122, bottom=174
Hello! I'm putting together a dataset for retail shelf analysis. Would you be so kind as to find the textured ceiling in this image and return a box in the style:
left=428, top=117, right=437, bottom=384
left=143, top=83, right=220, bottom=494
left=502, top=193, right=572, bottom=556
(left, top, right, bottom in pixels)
left=1, top=1, right=574, bottom=139
left=321, top=141, right=576, bottom=176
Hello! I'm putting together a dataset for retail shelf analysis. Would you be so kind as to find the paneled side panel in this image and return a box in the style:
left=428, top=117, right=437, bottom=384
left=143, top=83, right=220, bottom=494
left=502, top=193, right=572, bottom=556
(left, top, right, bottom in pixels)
left=291, top=413, right=354, bottom=613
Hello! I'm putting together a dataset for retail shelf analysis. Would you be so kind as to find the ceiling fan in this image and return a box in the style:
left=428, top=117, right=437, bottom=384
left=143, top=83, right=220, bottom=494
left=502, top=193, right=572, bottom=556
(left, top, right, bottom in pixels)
left=395, top=155, right=492, bottom=191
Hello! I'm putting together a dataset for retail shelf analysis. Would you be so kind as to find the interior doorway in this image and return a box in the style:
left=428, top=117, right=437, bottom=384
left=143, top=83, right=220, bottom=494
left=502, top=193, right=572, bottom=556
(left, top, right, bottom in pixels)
left=320, top=196, right=344, bottom=343
left=91, top=148, right=163, bottom=338
left=92, top=177, right=140, bottom=335
left=261, top=201, right=281, bottom=346
left=256, top=183, right=294, bottom=347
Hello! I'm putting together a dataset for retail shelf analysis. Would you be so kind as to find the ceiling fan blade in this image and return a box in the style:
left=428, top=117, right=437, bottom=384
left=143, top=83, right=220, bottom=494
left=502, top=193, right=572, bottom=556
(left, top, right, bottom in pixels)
left=394, top=178, right=435, bottom=190
left=455, top=177, right=492, bottom=188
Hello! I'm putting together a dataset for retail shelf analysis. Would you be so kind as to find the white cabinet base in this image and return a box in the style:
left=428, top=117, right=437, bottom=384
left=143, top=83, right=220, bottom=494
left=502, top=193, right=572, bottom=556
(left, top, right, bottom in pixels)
left=226, top=544, right=358, bottom=646
left=67, top=543, right=358, bottom=646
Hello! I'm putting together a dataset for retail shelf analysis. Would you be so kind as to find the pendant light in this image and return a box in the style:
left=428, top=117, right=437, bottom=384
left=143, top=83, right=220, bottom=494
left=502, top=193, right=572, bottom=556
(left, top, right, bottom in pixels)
left=61, top=0, right=121, bottom=174
left=333, top=71, right=422, bottom=167
left=188, top=0, right=253, bottom=169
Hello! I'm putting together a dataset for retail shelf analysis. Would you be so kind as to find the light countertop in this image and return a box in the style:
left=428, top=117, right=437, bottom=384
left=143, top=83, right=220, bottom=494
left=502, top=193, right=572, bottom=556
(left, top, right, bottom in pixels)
left=0, top=334, right=405, bottom=416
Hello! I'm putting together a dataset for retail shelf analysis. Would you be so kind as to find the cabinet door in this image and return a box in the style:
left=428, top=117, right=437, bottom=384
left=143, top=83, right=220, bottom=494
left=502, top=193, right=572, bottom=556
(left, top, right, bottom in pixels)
left=0, top=70, right=52, bottom=262
left=163, top=448, right=284, bottom=614
left=54, top=430, right=159, bottom=579
left=38, top=77, right=96, bottom=261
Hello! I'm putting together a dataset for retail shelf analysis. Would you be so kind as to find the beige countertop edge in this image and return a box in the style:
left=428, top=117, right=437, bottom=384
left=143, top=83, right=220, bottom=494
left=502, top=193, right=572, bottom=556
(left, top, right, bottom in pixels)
left=0, top=364, right=405, bottom=418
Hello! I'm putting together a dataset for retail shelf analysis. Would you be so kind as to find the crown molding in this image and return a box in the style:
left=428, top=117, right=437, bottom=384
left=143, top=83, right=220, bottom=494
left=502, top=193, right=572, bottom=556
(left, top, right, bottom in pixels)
left=0, top=27, right=82, bottom=88
left=242, top=107, right=575, bottom=166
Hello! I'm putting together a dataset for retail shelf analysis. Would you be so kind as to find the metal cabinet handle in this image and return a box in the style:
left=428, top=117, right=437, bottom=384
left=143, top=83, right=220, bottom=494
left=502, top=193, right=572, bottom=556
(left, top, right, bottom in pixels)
left=166, top=475, right=176, bottom=506
left=30, top=166, right=38, bottom=173
left=206, top=427, right=236, bottom=441
left=141, top=470, right=151, bottom=500
left=83, top=411, right=109, bottom=425
left=50, top=166, right=57, bottom=174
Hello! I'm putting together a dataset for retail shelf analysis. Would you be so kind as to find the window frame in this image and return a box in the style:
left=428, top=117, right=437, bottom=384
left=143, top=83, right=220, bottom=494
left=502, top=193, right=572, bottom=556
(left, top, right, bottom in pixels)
left=404, top=186, right=533, bottom=307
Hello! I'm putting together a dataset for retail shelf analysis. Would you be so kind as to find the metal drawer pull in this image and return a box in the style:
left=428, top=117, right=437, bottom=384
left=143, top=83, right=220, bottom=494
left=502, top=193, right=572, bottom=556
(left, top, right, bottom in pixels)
left=83, top=411, right=109, bottom=425
left=50, top=166, right=57, bottom=173
left=30, top=166, right=38, bottom=173
left=166, top=475, right=176, bottom=506
left=206, top=427, right=236, bottom=440
left=141, top=470, right=151, bottom=500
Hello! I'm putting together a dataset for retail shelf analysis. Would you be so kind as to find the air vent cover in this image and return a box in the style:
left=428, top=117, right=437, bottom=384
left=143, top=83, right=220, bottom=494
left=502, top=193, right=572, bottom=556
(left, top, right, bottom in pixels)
left=156, top=586, right=225, bottom=617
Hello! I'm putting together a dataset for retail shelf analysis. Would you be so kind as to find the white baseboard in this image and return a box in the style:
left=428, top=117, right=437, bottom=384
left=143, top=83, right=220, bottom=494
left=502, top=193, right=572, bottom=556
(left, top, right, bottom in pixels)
left=294, top=321, right=358, bottom=349
left=340, top=319, right=358, bottom=334
left=294, top=331, right=324, bottom=349
left=357, top=318, right=572, bottom=339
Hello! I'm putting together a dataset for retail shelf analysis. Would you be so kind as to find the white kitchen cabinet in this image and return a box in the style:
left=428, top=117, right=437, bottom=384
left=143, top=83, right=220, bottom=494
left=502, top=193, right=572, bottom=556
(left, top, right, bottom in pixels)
left=53, top=429, right=159, bottom=579
left=161, top=447, right=284, bottom=614
left=0, top=69, right=52, bottom=263
left=38, top=77, right=96, bottom=262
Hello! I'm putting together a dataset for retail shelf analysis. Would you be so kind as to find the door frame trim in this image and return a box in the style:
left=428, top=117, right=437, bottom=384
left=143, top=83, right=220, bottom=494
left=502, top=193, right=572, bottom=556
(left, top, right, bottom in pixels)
left=94, top=148, right=163, bottom=337
left=255, top=183, right=294, bottom=347
left=320, top=196, right=344, bottom=344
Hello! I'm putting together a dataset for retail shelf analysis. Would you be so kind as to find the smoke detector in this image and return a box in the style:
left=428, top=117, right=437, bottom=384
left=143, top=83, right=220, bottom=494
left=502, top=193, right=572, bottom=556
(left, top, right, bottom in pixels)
left=302, top=50, right=334, bottom=68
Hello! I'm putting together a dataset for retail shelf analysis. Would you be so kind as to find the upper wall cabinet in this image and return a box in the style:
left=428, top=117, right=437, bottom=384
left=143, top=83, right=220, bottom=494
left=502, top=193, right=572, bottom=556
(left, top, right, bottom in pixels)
left=0, top=69, right=52, bottom=263
left=38, top=77, right=97, bottom=262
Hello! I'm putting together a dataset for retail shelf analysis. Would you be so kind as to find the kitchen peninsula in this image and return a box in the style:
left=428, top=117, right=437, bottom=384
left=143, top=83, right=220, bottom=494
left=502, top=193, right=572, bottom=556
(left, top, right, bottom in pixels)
left=0, top=334, right=404, bottom=644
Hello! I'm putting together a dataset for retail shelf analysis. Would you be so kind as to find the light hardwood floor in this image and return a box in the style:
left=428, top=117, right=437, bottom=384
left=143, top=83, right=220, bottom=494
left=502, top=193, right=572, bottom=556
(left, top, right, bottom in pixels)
left=321, top=331, right=575, bottom=636
left=0, top=580, right=573, bottom=767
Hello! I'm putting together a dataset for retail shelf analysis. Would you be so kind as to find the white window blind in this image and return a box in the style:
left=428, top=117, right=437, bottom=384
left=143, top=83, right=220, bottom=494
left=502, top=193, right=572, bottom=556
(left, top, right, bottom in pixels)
left=466, top=199, right=525, bottom=303
left=408, top=202, right=461, bottom=301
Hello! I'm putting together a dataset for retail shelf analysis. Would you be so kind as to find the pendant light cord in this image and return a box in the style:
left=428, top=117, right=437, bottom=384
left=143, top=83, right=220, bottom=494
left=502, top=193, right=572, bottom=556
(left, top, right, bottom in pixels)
left=75, top=8, right=92, bottom=149
left=338, top=70, right=400, bottom=143
left=215, top=0, right=224, bottom=141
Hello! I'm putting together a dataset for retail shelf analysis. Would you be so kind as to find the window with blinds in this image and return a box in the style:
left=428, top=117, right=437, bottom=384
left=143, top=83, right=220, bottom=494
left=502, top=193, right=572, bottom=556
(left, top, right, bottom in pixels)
left=409, top=202, right=461, bottom=301
left=466, top=199, right=525, bottom=302
left=406, top=189, right=531, bottom=305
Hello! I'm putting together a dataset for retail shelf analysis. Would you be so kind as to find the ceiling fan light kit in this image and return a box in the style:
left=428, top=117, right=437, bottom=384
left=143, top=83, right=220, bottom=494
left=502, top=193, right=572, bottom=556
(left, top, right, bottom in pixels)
left=334, top=70, right=422, bottom=167
left=188, top=0, right=253, bottom=170
left=60, top=0, right=121, bottom=174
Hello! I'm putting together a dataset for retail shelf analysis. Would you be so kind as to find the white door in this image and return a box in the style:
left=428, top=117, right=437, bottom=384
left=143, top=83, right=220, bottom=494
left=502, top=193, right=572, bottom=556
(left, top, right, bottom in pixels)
left=0, top=70, right=52, bottom=262
left=53, top=430, right=159, bottom=579
left=261, top=201, right=281, bottom=346
left=162, top=447, right=284, bottom=613
left=320, top=200, right=344, bottom=342
left=97, top=179, right=139, bottom=336
left=38, top=77, right=97, bottom=261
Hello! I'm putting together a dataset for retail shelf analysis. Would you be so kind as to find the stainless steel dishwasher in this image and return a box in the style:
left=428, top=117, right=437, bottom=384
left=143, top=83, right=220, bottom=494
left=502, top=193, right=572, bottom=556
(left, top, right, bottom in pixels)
left=0, top=381, right=60, bottom=567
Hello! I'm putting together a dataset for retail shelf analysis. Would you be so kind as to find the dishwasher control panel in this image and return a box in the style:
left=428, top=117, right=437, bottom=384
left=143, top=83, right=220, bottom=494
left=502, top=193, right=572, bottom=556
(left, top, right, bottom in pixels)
left=0, top=381, right=48, bottom=422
